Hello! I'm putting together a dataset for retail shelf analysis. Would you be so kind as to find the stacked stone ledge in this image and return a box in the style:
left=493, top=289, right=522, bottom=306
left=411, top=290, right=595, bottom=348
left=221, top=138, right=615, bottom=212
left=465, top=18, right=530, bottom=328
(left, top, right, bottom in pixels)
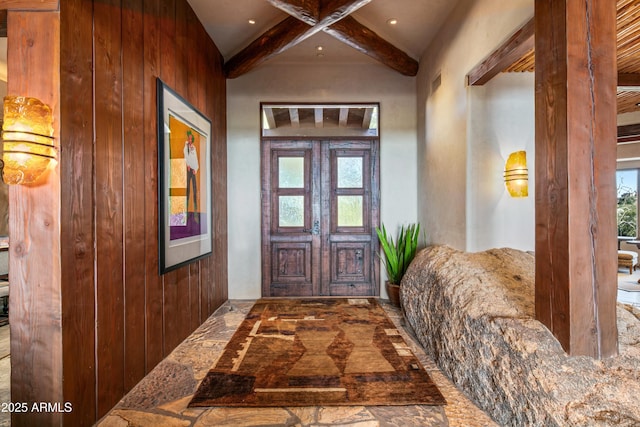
left=401, top=245, right=640, bottom=427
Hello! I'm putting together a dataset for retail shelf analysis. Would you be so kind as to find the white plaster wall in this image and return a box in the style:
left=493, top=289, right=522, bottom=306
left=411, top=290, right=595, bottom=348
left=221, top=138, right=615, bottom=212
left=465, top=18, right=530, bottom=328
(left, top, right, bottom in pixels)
left=227, top=62, right=417, bottom=299
left=417, top=0, right=533, bottom=251
left=467, top=72, right=535, bottom=252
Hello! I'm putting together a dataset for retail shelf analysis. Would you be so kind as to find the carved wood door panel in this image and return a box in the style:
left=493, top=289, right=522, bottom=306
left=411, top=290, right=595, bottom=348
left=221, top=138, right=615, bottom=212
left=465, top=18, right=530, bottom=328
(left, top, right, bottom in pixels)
left=261, top=139, right=379, bottom=297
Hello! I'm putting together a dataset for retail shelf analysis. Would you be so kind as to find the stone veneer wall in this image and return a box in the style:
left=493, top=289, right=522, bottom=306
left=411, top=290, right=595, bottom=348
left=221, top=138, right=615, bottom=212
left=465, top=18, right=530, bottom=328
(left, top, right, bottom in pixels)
left=401, top=245, right=640, bottom=427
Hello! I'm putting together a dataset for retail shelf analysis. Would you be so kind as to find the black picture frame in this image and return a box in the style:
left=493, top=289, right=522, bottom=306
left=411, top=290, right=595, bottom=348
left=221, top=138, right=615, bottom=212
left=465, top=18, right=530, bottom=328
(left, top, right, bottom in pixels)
left=157, top=78, right=212, bottom=274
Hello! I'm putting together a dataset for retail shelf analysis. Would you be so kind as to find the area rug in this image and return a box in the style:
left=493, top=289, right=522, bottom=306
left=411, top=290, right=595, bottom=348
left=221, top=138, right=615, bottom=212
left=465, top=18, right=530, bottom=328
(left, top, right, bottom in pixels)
left=189, top=298, right=446, bottom=407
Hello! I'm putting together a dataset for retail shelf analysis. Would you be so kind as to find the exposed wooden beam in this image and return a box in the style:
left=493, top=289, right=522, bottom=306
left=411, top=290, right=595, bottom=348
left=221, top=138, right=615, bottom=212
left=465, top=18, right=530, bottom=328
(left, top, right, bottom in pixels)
left=618, top=123, right=640, bottom=139
left=263, top=107, right=276, bottom=130
left=224, top=16, right=309, bottom=79
left=325, top=16, right=419, bottom=76
left=0, top=10, right=6, bottom=38
left=618, top=73, right=640, bottom=87
left=362, top=107, right=373, bottom=129
left=289, top=107, right=300, bottom=128
left=3, top=0, right=59, bottom=10
left=265, top=0, right=319, bottom=26
left=314, top=108, right=323, bottom=128
left=339, top=107, right=349, bottom=127
left=226, top=0, right=372, bottom=78
left=467, top=17, right=534, bottom=86
left=320, top=0, right=372, bottom=22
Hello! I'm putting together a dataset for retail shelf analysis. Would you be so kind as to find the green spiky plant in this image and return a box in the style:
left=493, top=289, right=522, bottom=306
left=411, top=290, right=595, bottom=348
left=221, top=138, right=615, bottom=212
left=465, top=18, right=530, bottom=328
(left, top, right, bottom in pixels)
left=375, top=223, right=420, bottom=285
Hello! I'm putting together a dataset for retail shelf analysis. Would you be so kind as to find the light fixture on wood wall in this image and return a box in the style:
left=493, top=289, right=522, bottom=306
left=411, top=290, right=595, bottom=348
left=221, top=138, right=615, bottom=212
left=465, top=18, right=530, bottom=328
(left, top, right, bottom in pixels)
left=0, top=96, right=57, bottom=185
left=504, top=151, right=528, bottom=198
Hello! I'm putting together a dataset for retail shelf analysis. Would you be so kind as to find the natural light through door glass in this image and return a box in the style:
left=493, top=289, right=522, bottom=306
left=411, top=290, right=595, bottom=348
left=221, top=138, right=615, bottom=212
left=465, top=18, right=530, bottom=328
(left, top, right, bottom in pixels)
left=279, top=196, right=305, bottom=227
left=279, top=157, right=304, bottom=188
left=337, top=157, right=363, bottom=188
left=337, top=196, right=363, bottom=227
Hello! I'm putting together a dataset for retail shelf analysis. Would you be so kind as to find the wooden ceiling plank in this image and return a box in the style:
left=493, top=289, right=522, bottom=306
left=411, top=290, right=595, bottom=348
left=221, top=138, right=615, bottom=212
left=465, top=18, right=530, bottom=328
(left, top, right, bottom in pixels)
left=467, top=17, right=535, bottom=86
left=325, top=16, right=419, bottom=76
left=339, top=108, right=349, bottom=127
left=289, top=108, right=300, bottom=128
left=226, top=0, right=372, bottom=78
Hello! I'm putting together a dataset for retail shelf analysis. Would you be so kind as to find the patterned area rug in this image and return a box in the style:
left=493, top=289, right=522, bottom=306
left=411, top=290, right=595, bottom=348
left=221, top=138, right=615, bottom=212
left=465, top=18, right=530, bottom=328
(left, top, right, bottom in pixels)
left=189, top=298, right=446, bottom=407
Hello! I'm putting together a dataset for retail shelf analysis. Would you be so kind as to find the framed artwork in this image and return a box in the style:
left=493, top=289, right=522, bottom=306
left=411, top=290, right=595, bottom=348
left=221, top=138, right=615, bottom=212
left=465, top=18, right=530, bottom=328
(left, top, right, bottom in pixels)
left=157, top=78, right=212, bottom=274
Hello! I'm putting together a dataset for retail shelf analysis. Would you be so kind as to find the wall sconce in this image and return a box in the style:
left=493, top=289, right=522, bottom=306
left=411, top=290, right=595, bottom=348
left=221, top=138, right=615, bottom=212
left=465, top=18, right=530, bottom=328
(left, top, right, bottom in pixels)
left=1, top=96, right=57, bottom=185
left=504, top=151, right=528, bottom=198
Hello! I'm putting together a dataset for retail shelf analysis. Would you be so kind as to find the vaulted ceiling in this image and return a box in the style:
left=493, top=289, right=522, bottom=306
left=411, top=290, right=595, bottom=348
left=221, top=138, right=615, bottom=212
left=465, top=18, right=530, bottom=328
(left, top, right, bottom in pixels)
left=187, top=0, right=458, bottom=78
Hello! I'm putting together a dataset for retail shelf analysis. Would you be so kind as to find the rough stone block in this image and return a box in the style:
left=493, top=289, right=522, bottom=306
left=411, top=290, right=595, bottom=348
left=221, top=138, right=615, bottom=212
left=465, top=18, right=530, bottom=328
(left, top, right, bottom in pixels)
left=401, top=245, right=640, bottom=427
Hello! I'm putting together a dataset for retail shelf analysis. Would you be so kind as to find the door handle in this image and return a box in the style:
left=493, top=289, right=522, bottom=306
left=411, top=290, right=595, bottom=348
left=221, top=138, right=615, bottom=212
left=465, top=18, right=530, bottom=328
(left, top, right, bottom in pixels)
left=304, top=220, right=320, bottom=235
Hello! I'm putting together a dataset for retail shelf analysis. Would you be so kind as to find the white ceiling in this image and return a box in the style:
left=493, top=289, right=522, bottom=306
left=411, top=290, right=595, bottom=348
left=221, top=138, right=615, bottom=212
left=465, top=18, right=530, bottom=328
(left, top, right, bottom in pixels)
left=187, top=0, right=459, bottom=67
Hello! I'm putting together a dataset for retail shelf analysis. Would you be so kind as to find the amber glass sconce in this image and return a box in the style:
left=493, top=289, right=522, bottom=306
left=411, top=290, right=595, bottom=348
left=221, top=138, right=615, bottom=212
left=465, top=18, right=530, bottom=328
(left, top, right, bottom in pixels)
left=504, top=151, right=528, bottom=198
left=1, top=96, right=57, bottom=185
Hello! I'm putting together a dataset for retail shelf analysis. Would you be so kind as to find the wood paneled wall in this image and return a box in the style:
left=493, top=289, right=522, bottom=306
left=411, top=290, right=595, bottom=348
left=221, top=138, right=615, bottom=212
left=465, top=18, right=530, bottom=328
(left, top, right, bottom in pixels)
left=58, top=0, right=227, bottom=424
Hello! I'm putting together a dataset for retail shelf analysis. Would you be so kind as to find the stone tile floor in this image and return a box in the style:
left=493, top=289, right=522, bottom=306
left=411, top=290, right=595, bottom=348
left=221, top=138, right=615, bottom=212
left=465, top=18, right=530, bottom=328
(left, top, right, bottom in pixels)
left=97, top=299, right=498, bottom=427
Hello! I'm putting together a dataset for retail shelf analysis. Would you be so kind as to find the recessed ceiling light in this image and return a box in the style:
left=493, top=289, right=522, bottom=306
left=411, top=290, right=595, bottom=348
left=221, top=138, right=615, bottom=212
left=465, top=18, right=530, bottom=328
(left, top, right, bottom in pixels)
left=387, top=18, right=398, bottom=25
left=248, top=19, right=256, bottom=25
left=316, top=46, right=324, bottom=51
left=636, top=102, right=640, bottom=107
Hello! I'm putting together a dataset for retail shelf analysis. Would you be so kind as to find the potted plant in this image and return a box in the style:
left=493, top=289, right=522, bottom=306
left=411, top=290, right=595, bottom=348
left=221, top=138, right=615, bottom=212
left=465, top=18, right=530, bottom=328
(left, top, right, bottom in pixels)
left=375, top=223, right=420, bottom=306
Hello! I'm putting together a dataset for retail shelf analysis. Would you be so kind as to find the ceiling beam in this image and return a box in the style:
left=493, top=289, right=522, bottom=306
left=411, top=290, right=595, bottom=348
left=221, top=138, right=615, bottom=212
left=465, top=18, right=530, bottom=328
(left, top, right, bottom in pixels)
left=226, top=0, right=421, bottom=79
left=467, top=17, right=535, bottom=86
left=265, top=0, right=319, bottom=25
left=263, top=108, right=276, bottom=129
left=618, top=73, right=640, bottom=87
left=0, top=10, right=6, bottom=37
left=325, top=16, right=418, bottom=76
left=618, top=123, right=640, bottom=140
left=289, top=108, right=300, bottom=128
left=3, top=0, right=59, bottom=9
left=362, top=107, right=374, bottom=129
left=339, top=108, right=349, bottom=127
left=224, top=16, right=310, bottom=79
left=314, top=108, right=323, bottom=127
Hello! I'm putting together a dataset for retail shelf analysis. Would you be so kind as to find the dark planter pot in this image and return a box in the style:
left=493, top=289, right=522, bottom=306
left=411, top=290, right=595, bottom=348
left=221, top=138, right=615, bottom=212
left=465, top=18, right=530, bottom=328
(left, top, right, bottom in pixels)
left=386, top=281, right=401, bottom=307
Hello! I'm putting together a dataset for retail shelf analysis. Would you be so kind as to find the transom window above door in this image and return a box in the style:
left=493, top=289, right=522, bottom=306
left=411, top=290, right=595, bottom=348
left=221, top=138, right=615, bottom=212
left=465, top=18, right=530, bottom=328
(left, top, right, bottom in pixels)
left=262, top=103, right=379, bottom=138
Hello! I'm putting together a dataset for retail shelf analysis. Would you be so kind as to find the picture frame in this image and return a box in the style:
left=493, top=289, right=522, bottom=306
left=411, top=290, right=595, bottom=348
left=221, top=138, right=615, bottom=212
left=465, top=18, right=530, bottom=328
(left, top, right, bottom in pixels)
left=157, top=78, right=213, bottom=274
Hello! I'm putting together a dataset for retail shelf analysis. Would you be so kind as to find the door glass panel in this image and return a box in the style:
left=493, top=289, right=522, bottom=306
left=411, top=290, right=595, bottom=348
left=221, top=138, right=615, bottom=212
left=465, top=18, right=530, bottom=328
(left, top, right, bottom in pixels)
left=337, top=196, right=363, bottom=227
left=279, top=196, right=305, bottom=227
left=279, top=157, right=304, bottom=188
left=337, top=157, right=363, bottom=188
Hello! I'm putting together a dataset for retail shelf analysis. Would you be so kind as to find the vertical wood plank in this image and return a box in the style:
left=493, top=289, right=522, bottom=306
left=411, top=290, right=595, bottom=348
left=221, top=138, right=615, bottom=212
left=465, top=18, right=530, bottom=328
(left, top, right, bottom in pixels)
left=122, top=0, right=147, bottom=392
left=7, top=10, right=63, bottom=427
left=535, top=0, right=618, bottom=357
left=60, top=0, right=96, bottom=424
left=94, top=0, right=126, bottom=417
left=143, top=0, right=164, bottom=371
left=211, top=34, right=228, bottom=308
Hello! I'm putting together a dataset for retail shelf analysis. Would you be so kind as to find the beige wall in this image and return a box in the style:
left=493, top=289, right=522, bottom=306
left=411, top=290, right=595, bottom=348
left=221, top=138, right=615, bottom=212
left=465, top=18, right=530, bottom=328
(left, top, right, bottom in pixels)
left=227, top=62, right=418, bottom=299
left=467, top=72, right=535, bottom=251
left=417, top=0, right=533, bottom=251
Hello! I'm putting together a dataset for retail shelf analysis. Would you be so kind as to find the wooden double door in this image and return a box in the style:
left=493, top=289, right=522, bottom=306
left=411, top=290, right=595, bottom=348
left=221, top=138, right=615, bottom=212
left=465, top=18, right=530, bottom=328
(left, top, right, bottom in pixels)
left=261, top=139, right=380, bottom=297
